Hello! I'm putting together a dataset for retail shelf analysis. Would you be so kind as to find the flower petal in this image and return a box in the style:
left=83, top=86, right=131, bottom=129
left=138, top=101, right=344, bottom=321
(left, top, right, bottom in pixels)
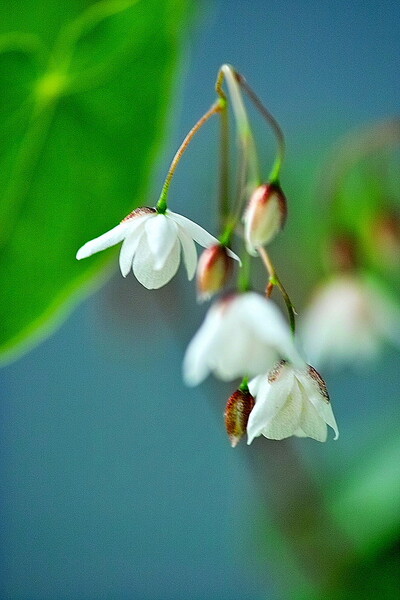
left=296, top=369, right=339, bottom=440
left=183, top=303, right=227, bottom=385
left=297, top=386, right=328, bottom=442
left=145, top=214, right=178, bottom=270
left=76, top=222, right=132, bottom=260
left=310, top=397, right=339, bottom=440
left=167, top=210, right=219, bottom=247
left=133, top=234, right=180, bottom=289
left=261, top=386, right=303, bottom=440
left=247, top=369, right=296, bottom=443
left=231, top=293, right=305, bottom=368
left=226, top=247, right=242, bottom=265
left=178, top=227, right=198, bottom=280
left=119, top=228, right=145, bottom=277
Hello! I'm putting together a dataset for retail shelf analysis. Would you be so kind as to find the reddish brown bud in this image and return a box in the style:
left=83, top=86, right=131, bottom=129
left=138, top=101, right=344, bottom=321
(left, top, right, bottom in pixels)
left=196, top=244, right=236, bottom=301
left=244, top=183, right=287, bottom=254
left=373, top=209, right=400, bottom=269
left=326, top=234, right=358, bottom=272
left=224, top=389, right=255, bottom=447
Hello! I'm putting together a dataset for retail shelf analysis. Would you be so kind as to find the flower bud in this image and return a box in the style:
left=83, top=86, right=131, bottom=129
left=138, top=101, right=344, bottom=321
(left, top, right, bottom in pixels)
left=196, top=244, right=235, bottom=301
left=224, top=389, right=255, bottom=447
left=244, top=183, right=287, bottom=255
left=372, top=209, right=400, bottom=270
left=325, top=234, right=358, bottom=272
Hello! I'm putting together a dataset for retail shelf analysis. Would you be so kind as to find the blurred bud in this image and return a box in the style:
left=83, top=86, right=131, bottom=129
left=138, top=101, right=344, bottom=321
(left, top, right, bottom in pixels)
left=244, top=183, right=287, bottom=255
left=196, top=244, right=236, bottom=301
left=373, top=209, right=400, bottom=269
left=326, top=234, right=358, bottom=272
left=224, top=389, right=255, bottom=447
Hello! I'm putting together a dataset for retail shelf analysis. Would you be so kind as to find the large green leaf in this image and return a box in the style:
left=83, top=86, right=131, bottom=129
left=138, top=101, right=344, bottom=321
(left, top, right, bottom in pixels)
left=0, top=0, right=190, bottom=363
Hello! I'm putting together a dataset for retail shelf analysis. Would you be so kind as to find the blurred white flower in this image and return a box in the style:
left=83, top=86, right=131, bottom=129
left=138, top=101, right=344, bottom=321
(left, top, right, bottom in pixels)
left=247, top=361, right=339, bottom=443
left=300, top=273, right=400, bottom=368
left=183, top=292, right=304, bottom=385
left=76, top=207, right=221, bottom=289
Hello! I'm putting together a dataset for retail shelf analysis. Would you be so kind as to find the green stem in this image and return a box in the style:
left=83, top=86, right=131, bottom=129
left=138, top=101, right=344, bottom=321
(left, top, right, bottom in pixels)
left=318, top=117, right=400, bottom=218
left=236, top=72, right=286, bottom=184
left=218, top=99, right=230, bottom=230
left=156, top=100, right=223, bottom=213
left=239, top=376, right=249, bottom=392
left=258, top=246, right=296, bottom=335
left=216, top=64, right=259, bottom=191
left=237, top=250, right=251, bottom=292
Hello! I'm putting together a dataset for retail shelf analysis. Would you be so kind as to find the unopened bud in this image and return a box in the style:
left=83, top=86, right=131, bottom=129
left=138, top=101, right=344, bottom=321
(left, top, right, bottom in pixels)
left=244, top=183, right=287, bottom=255
left=196, top=244, right=235, bottom=301
left=373, top=209, right=400, bottom=269
left=326, top=234, right=358, bottom=272
left=224, top=389, right=255, bottom=447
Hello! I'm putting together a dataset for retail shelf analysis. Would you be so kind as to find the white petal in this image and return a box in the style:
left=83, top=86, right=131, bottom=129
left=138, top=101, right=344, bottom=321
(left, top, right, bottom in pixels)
left=76, top=222, right=132, bottom=259
left=183, top=305, right=225, bottom=386
left=226, top=247, right=242, bottom=265
left=195, top=302, right=278, bottom=380
left=232, top=293, right=305, bottom=368
left=212, top=326, right=278, bottom=379
left=262, top=387, right=303, bottom=440
left=298, top=388, right=328, bottom=442
left=178, top=227, right=198, bottom=280
left=309, top=397, right=339, bottom=440
left=133, top=235, right=180, bottom=289
left=119, top=228, right=145, bottom=277
left=145, top=214, right=178, bottom=270
left=247, top=369, right=296, bottom=443
left=296, top=370, right=339, bottom=440
left=167, top=210, right=219, bottom=247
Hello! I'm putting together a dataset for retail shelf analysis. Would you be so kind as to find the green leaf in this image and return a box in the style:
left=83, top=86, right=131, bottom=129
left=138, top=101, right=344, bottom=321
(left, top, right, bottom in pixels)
left=0, top=0, right=190, bottom=363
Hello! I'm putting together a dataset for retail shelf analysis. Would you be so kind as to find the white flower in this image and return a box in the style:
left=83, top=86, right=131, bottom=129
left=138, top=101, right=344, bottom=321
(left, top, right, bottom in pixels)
left=299, top=273, right=400, bottom=368
left=247, top=361, right=339, bottom=443
left=183, top=292, right=304, bottom=385
left=76, top=207, right=225, bottom=289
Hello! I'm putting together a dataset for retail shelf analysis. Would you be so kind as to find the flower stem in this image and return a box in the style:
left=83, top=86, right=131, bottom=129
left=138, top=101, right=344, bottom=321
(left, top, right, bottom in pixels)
left=156, top=99, right=223, bottom=213
left=215, top=64, right=259, bottom=192
left=218, top=97, right=230, bottom=230
left=258, top=246, right=296, bottom=335
left=235, top=71, right=286, bottom=184
left=239, top=376, right=249, bottom=392
left=237, top=249, right=252, bottom=292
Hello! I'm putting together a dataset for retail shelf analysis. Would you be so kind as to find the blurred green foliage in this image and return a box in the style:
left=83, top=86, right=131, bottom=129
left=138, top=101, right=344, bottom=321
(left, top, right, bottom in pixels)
left=0, top=0, right=189, bottom=363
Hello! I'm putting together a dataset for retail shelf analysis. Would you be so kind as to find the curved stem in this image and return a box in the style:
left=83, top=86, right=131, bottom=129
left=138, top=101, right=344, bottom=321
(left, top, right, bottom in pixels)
left=218, top=99, right=230, bottom=230
left=216, top=64, right=259, bottom=191
left=156, top=100, right=223, bottom=213
left=237, top=249, right=252, bottom=292
left=235, top=71, right=286, bottom=184
left=258, top=246, right=296, bottom=335
left=319, top=117, right=400, bottom=214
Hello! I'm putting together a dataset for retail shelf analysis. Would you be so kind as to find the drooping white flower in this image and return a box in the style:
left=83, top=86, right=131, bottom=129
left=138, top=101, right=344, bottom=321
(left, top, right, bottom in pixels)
left=247, top=361, right=339, bottom=443
left=76, top=207, right=228, bottom=289
left=183, top=292, right=304, bottom=386
left=299, top=273, right=400, bottom=368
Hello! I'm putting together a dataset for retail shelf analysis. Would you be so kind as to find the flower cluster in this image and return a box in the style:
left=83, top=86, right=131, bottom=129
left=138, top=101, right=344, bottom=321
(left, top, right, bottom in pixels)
left=76, top=64, right=340, bottom=448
